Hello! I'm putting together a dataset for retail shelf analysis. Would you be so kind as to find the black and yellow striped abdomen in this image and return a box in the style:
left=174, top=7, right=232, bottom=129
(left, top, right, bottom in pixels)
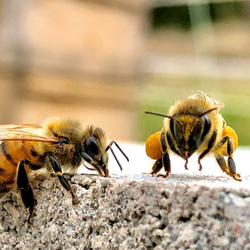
left=0, top=141, right=44, bottom=195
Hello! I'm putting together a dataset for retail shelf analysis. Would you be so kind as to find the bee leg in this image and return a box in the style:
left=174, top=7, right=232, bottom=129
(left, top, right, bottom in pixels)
left=184, top=159, right=188, bottom=170
left=80, top=152, right=106, bottom=177
left=147, top=158, right=163, bottom=175
left=197, top=158, right=203, bottom=171
left=155, top=130, right=171, bottom=178
left=48, top=155, right=76, bottom=204
left=215, top=154, right=240, bottom=181
left=226, top=138, right=241, bottom=181
left=17, top=159, right=35, bottom=224
left=157, top=152, right=171, bottom=178
left=227, top=157, right=241, bottom=181
left=215, top=154, right=227, bottom=174
left=198, top=130, right=217, bottom=171
left=143, top=158, right=163, bottom=175
left=215, top=137, right=241, bottom=181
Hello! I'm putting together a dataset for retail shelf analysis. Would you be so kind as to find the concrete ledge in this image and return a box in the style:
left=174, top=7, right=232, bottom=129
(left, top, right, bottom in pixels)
left=0, top=173, right=250, bottom=249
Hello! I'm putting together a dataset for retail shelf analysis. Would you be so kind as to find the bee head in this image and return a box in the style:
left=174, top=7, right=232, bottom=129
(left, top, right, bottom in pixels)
left=82, top=126, right=109, bottom=177
left=81, top=126, right=129, bottom=177
left=44, top=119, right=128, bottom=177
left=145, top=108, right=217, bottom=160
left=170, top=107, right=217, bottom=159
left=44, top=119, right=109, bottom=176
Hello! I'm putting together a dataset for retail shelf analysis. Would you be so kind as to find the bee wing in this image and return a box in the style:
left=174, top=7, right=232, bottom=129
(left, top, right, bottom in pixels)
left=190, top=90, right=224, bottom=112
left=0, top=124, right=57, bottom=142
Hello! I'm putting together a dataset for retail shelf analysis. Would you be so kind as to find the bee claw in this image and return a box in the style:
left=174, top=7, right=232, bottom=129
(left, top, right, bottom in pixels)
left=27, top=207, right=34, bottom=224
left=142, top=172, right=152, bottom=175
left=70, top=190, right=77, bottom=205
left=232, top=173, right=241, bottom=182
left=156, top=173, right=170, bottom=178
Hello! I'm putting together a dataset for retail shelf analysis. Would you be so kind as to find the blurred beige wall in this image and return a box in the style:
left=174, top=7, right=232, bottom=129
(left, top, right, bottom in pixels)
left=0, top=0, right=149, bottom=141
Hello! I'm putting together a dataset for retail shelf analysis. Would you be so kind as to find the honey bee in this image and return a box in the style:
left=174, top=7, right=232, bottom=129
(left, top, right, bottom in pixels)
left=145, top=91, right=241, bottom=181
left=0, top=118, right=129, bottom=223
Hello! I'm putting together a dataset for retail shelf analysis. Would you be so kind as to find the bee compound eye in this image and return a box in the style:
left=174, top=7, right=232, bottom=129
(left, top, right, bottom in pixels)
left=84, top=136, right=99, bottom=155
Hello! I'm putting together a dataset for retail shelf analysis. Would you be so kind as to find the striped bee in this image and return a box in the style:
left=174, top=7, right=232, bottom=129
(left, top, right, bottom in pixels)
left=0, top=118, right=128, bottom=223
left=145, top=91, right=240, bottom=181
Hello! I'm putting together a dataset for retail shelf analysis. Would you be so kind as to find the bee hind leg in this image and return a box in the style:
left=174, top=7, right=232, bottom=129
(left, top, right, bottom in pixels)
left=215, top=136, right=241, bottom=181
left=227, top=137, right=241, bottom=181
left=156, top=130, right=171, bottom=178
left=156, top=152, right=171, bottom=178
left=215, top=154, right=240, bottom=181
left=226, top=138, right=241, bottom=181
left=48, top=155, right=76, bottom=204
left=145, top=158, right=163, bottom=175
left=17, top=159, right=35, bottom=224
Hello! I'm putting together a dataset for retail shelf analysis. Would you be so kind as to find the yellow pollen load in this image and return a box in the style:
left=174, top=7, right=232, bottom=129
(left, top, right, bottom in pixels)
left=220, top=126, right=238, bottom=156
left=145, top=131, right=162, bottom=160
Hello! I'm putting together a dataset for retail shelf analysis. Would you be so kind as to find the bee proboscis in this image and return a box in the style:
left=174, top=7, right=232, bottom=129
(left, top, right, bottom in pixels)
left=0, top=118, right=129, bottom=223
left=145, top=91, right=240, bottom=181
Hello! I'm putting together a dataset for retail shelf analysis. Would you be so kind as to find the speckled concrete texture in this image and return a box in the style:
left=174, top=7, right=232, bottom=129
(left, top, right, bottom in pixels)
left=0, top=173, right=250, bottom=249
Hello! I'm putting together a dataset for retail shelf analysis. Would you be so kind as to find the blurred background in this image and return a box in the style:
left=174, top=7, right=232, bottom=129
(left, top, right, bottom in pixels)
left=140, top=0, right=250, bottom=146
left=0, top=0, right=249, bottom=145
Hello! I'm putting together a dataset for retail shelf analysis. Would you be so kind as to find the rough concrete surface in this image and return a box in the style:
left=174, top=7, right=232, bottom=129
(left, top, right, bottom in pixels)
left=0, top=144, right=250, bottom=249
left=0, top=172, right=250, bottom=250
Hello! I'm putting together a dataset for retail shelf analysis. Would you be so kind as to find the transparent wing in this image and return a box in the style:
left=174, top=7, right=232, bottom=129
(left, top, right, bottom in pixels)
left=0, top=124, right=57, bottom=142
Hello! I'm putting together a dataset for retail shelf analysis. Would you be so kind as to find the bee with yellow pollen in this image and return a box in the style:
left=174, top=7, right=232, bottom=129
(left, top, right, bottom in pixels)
left=145, top=91, right=240, bottom=181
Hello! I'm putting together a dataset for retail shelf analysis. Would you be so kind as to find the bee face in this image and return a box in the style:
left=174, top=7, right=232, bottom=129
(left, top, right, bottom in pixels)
left=170, top=114, right=211, bottom=159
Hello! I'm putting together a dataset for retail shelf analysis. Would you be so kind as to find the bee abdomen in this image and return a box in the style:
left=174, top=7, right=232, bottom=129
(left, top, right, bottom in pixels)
left=30, top=146, right=39, bottom=157
left=1, top=142, right=15, bottom=165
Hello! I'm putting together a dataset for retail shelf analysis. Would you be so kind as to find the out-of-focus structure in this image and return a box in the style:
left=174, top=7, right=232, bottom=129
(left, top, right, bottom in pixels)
left=1, top=0, right=249, bottom=144
left=0, top=0, right=148, bottom=141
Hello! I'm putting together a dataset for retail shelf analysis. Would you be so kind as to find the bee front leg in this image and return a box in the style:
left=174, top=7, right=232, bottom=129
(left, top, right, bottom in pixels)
left=80, top=152, right=107, bottom=177
left=48, top=155, right=76, bottom=204
left=17, top=159, right=35, bottom=224
left=198, top=130, right=217, bottom=171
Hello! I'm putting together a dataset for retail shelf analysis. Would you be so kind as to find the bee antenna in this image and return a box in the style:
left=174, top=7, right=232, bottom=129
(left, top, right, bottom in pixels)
left=144, top=111, right=173, bottom=119
left=106, top=140, right=129, bottom=171
left=198, top=107, right=217, bottom=117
